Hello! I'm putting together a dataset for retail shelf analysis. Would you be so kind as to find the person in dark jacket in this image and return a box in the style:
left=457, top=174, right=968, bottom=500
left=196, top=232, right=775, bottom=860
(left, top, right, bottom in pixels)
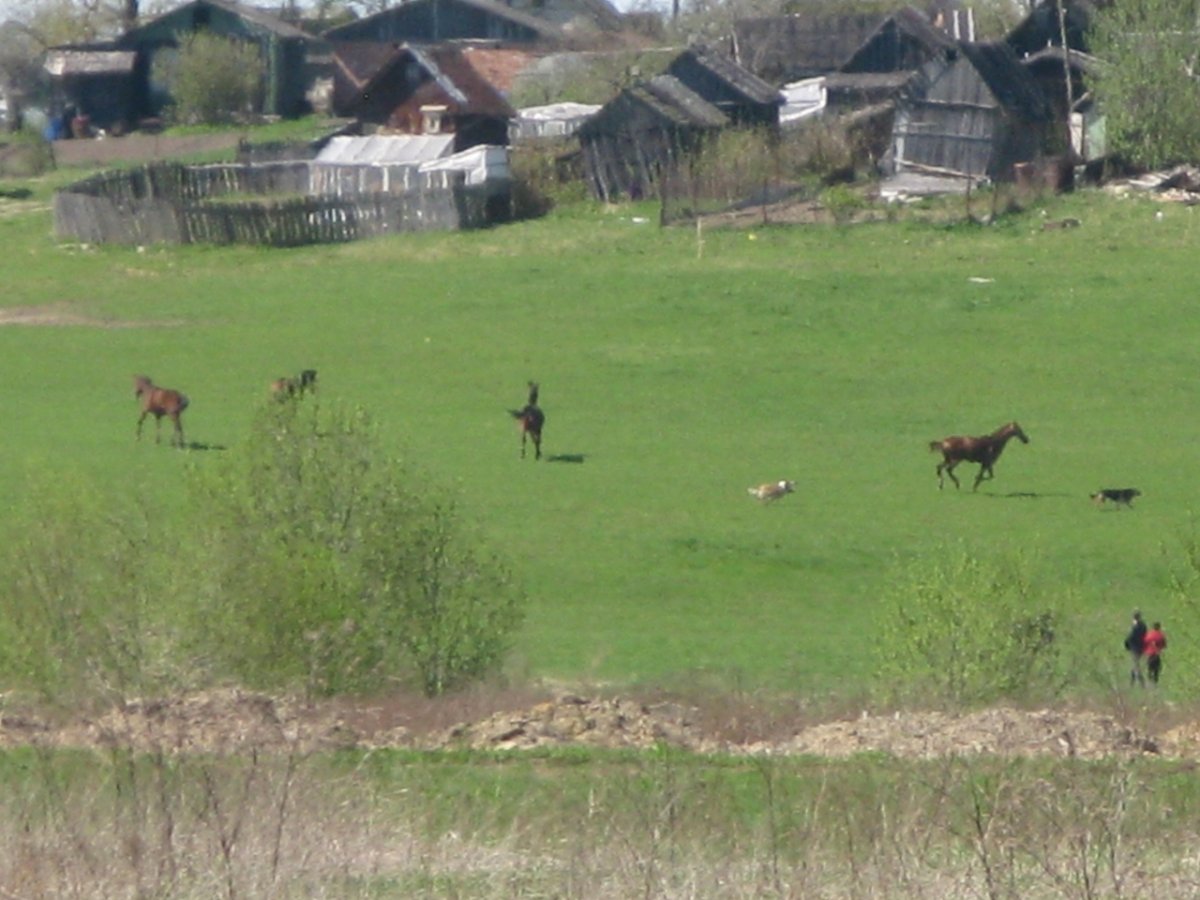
left=1144, top=621, right=1167, bottom=684
left=1124, top=610, right=1148, bottom=686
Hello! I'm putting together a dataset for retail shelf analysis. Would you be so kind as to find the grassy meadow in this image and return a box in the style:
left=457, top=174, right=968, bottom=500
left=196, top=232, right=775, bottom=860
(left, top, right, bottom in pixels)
left=2, top=183, right=1200, bottom=698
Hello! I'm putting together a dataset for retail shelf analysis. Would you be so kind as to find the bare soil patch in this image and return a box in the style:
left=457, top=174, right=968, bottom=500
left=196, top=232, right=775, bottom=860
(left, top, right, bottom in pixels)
left=0, top=303, right=182, bottom=328
left=2, top=689, right=1195, bottom=761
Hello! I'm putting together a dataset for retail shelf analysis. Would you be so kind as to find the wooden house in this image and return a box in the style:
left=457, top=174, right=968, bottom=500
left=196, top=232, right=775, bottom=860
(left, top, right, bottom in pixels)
left=114, top=0, right=327, bottom=120
left=576, top=74, right=727, bottom=201
left=322, top=0, right=563, bottom=45
left=43, top=0, right=325, bottom=128
left=888, top=41, right=1055, bottom=182
left=332, top=42, right=516, bottom=150
left=665, top=45, right=782, bottom=128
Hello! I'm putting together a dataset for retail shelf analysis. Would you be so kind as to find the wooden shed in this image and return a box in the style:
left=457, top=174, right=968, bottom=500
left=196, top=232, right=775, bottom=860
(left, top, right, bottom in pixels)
left=889, top=42, right=1054, bottom=182
left=665, top=45, right=782, bottom=128
left=44, top=48, right=137, bottom=131
left=577, top=74, right=727, bottom=201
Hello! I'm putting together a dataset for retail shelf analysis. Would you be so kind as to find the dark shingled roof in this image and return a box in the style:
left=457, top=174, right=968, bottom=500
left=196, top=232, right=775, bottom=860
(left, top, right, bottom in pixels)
left=323, top=0, right=563, bottom=42
left=633, top=75, right=729, bottom=128
left=130, top=0, right=312, bottom=40
left=733, top=11, right=889, bottom=80
left=670, top=44, right=783, bottom=106
left=958, top=41, right=1053, bottom=120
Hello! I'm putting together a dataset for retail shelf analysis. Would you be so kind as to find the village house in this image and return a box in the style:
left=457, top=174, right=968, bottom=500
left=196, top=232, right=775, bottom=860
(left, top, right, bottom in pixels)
left=331, top=41, right=519, bottom=150
left=44, top=0, right=327, bottom=131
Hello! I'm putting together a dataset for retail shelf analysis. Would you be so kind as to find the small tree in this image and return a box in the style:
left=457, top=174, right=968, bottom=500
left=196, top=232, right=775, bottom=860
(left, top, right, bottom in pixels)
left=874, top=546, right=1062, bottom=706
left=1090, top=0, right=1200, bottom=168
left=157, top=31, right=265, bottom=125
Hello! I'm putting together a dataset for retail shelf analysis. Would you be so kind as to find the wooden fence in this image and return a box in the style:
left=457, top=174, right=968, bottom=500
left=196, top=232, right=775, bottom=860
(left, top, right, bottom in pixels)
left=53, top=161, right=508, bottom=247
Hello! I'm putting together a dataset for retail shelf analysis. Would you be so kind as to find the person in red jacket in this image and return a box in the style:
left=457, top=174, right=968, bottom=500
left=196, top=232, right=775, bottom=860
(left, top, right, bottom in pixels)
left=1144, top=622, right=1168, bottom=684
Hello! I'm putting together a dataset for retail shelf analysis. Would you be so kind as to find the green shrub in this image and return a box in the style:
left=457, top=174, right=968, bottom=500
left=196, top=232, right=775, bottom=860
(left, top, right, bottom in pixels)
left=874, top=546, right=1062, bottom=706
left=186, top=399, right=524, bottom=697
left=153, top=32, right=265, bottom=125
left=0, top=403, right=523, bottom=705
left=0, top=476, right=185, bottom=709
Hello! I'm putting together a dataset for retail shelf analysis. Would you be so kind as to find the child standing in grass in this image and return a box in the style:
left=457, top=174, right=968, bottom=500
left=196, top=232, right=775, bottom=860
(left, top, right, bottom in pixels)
left=1144, top=622, right=1167, bottom=685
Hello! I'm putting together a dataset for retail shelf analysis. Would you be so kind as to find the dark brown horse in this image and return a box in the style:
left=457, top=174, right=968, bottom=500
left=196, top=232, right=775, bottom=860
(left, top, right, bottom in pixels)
left=930, top=421, right=1029, bottom=491
left=134, top=375, right=189, bottom=447
left=509, top=381, right=545, bottom=460
left=271, top=369, right=318, bottom=399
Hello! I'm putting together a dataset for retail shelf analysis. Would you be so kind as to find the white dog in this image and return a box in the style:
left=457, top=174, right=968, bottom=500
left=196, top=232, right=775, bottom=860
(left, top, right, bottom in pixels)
left=748, top=480, right=795, bottom=502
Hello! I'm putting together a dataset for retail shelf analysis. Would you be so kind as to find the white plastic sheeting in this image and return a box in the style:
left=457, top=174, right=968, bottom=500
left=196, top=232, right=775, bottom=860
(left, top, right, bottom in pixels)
left=419, top=145, right=509, bottom=186
left=315, top=134, right=456, bottom=165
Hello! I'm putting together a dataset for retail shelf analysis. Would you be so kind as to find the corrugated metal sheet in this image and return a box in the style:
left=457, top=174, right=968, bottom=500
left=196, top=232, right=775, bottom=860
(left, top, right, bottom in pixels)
left=45, top=50, right=136, bottom=77
left=316, top=134, right=455, bottom=164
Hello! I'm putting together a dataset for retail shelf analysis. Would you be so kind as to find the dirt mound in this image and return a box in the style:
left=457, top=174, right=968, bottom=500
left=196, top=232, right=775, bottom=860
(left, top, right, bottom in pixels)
left=418, top=695, right=718, bottom=753
left=757, top=707, right=1159, bottom=760
left=0, top=689, right=359, bottom=755
left=0, top=691, right=1183, bottom=760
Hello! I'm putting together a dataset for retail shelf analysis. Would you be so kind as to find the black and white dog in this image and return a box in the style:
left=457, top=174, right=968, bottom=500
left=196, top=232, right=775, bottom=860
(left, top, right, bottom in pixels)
left=1091, top=488, right=1141, bottom=507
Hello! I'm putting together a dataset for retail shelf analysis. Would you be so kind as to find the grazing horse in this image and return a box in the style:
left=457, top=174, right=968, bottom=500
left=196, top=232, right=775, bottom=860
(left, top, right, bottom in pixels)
left=271, top=369, right=318, bottom=399
left=929, top=421, right=1029, bottom=491
left=133, top=375, right=189, bottom=447
left=509, top=381, right=545, bottom=460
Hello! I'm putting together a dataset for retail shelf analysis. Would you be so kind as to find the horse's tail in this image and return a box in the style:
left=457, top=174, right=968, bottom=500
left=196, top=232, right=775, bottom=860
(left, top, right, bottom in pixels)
left=509, top=407, right=526, bottom=421
left=178, top=392, right=190, bottom=412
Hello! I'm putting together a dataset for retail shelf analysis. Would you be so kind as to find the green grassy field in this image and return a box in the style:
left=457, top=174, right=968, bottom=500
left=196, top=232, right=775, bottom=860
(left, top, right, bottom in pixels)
left=2, top=186, right=1199, bottom=696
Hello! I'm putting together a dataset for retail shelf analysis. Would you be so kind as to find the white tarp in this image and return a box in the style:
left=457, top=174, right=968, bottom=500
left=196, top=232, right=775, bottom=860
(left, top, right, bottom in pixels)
left=511, top=102, right=600, bottom=140
left=780, top=77, right=827, bottom=127
left=419, top=145, right=509, bottom=186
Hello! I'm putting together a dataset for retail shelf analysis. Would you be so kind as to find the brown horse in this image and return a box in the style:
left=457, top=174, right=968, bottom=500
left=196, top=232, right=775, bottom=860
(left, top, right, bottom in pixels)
left=134, top=375, right=189, bottom=447
left=930, top=421, right=1029, bottom=491
left=509, top=381, right=545, bottom=460
left=270, top=369, right=318, bottom=399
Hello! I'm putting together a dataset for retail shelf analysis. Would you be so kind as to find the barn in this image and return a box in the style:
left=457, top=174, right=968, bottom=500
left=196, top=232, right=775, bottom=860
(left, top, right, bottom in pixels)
left=888, top=42, right=1054, bottom=183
